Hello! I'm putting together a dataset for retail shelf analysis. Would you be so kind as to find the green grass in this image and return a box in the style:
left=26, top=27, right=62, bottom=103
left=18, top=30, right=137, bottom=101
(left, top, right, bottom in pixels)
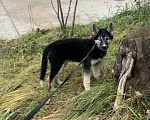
left=0, top=4, right=150, bottom=120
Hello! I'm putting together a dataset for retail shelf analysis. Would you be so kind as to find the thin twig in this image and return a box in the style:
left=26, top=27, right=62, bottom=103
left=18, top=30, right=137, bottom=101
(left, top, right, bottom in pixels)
left=51, top=0, right=63, bottom=30
left=58, top=0, right=65, bottom=33
left=56, top=0, right=63, bottom=30
left=71, top=0, right=78, bottom=35
left=64, top=0, right=72, bottom=26
left=51, top=0, right=57, bottom=14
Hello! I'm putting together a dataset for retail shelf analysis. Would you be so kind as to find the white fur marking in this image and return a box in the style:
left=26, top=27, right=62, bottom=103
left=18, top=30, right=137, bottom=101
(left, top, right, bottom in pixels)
left=83, top=72, right=91, bottom=90
left=95, top=40, right=101, bottom=48
left=102, top=44, right=106, bottom=47
left=95, top=40, right=100, bottom=44
left=50, top=78, right=56, bottom=91
left=56, top=76, right=63, bottom=85
left=107, top=40, right=111, bottom=44
left=50, top=87, right=56, bottom=92
left=92, top=61, right=102, bottom=79
left=91, top=58, right=101, bottom=65
left=40, top=80, right=44, bottom=85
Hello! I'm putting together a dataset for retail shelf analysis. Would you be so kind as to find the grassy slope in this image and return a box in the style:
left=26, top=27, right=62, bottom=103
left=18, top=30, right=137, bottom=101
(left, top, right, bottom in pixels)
left=0, top=5, right=150, bottom=120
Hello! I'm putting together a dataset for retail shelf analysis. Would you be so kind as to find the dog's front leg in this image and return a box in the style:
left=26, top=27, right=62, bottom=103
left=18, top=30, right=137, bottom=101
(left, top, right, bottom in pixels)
left=83, top=61, right=91, bottom=91
left=83, top=71, right=91, bottom=90
left=92, top=60, right=102, bottom=79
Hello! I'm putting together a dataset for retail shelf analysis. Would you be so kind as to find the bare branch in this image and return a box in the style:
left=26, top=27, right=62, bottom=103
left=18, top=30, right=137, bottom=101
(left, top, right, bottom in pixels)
left=51, top=0, right=57, bottom=14
left=58, top=0, right=65, bottom=27
left=71, top=0, right=78, bottom=35
left=56, top=0, right=63, bottom=30
left=64, top=0, right=72, bottom=26
left=50, top=0, right=78, bottom=35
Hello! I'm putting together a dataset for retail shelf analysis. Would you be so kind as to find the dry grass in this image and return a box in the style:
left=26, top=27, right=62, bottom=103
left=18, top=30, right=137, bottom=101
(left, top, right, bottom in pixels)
left=0, top=4, right=150, bottom=120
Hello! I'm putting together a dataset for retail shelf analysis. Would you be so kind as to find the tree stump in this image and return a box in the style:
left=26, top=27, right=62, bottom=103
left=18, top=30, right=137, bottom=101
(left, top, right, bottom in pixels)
left=114, top=27, right=150, bottom=95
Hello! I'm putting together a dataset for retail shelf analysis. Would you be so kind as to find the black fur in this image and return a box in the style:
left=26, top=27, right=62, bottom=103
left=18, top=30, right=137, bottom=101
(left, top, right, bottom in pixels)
left=40, top=23, right=114, bottom=90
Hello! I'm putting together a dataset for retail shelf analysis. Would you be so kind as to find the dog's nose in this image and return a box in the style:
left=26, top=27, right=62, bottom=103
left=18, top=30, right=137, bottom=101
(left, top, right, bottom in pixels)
left=102, top=46, right=107, bottom=50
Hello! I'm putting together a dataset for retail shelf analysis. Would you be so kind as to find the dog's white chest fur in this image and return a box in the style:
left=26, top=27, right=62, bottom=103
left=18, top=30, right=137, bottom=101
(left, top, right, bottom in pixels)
left=91, top=58, right=101, bottom=65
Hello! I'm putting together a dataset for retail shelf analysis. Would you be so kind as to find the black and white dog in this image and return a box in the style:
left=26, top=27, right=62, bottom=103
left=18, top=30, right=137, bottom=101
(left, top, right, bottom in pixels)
left=40, top=23, right=114, bottom=91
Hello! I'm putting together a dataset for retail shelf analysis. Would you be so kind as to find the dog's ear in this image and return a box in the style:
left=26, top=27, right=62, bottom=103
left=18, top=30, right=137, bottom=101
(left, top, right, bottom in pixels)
left=92, top=24, right=99, bottom=36
left=106, top=22, right=114, bottom=36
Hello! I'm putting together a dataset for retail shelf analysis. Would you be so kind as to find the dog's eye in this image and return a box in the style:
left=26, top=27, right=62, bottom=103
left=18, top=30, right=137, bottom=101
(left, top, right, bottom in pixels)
left=98, top=37, right=101, bottom=40
left=105, top=37, right=109, bottom=40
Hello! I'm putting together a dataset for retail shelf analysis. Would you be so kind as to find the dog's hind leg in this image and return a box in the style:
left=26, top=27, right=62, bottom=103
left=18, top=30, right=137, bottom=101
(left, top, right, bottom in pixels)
left=49, top=60, right=64, bottom=91
left=55, top=60, right=68, bottom=85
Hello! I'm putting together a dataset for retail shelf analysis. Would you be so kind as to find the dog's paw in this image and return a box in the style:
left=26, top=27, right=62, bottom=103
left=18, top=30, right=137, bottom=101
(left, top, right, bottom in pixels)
left=57, top=81, right=63, bottom=85
left=50, top=87, right=57, bottom=92
left=94, top=74, right=99, bottom=79
left=93, top=72, right=100, bottom=79
left=84, top=86, right=90, bottom=91
left=40, top=80, right=44, bottom=85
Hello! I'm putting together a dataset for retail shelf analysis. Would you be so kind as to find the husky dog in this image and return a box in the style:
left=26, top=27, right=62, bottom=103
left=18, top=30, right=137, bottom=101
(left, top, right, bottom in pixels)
left=40, top=23, right=114, bottom=91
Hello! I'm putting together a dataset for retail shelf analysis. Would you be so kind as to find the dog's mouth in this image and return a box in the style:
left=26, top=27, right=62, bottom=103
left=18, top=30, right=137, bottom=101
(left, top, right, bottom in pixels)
left=99, top=47, right=108, bottom=51
left=102, top=46, right=107, bottom=51
left=96, top=44, right=108, bottom=51
left=101, top=49, right=107, bottom=51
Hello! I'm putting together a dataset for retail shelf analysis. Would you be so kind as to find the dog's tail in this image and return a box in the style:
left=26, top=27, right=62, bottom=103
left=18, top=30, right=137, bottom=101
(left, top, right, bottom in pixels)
left=40, top=46, right=50, bottom=85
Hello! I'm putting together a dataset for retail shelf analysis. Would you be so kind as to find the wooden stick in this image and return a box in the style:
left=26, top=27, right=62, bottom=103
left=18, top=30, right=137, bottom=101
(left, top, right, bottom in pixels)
left=114, top=52, right=134, bottom=110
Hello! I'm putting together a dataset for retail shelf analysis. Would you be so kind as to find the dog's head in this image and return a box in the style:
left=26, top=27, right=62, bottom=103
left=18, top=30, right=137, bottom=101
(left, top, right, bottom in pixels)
left=92, top=23, right=114, bottom=51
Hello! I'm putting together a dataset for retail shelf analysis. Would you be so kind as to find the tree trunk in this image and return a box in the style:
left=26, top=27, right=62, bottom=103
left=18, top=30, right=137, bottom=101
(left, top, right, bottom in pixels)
left=114, top=27, right=150, bottom=95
